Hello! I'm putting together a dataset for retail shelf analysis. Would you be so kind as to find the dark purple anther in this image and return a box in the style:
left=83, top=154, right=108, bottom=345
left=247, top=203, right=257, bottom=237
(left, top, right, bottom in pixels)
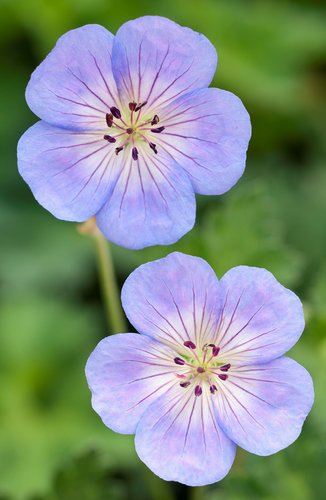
left=149, top=142, right=158, bottom=154
left=151, top=114, right=160, bottom=125
left=115, top=147, right=123, bottom=156
left=106, top=113, right=113, bottom=127
left=197, top=367, right=205, bottom=374
left=126, top=128, right=133, bottom=134
left=220, top=363, right=231, bottom=372
left=129, top=101, right=137, bottom=111
left=110, top=106, right=121, bottom=119
left=135, top=101, right=147, bottom=112
left=218, top=374, right=228, bottom=381
left=183, top=340, right=196, bottom=349
left=151, top=126, right=165, bottom=134
left=194, top=385, right=202, bottom=397
left=103, top=134, right=116, bottom=143
left=212, top=346, right=220, bottom=357
left=174, top=357, right=185, bottom=365
left=210, top=384, right=217, bottom=394
left=132, top=147, right=138, bottom=161
left=180, top=381, right=191, bottom=388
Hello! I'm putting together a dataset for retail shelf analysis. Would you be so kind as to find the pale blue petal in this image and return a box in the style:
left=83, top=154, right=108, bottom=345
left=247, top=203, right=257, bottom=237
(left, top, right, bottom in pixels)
left=135, top=385, right=236, bottom=486
left=17, top=121, right=121, bottom=221
left=213, top=357, right=314, bottom=455
left=85, top=333, right=178, bottom=434
left=112, top=16, right=217, bottom=107
left=26, top=25, right=119, bottom=130
left=215, top=266, right=305, bottom=364
left=96, top=152, right=195, bottom=249
left=121, top=252, right=222, bottom=349
left=155, top=87, right=251, bottom=195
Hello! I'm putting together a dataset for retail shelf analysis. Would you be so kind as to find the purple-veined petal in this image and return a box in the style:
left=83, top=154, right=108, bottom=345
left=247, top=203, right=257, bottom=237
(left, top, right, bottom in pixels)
left=112, top=16, right=217, bottom=108
left=135, top=384, right=236, bottom=486
left=213, top=357, right=314, bottom=456
left=96, top=150, right=195, bottom=249
left=17, top=121, right=121, bottom=221
left=26, top=25, right=119, bottom=130
left=85, top=333, right=179, bottom=434
left=121, top=252, right=222, bottom=350
left=154, top=87, right=251, bottom=195
left=213, top=266, right=305, bottom=364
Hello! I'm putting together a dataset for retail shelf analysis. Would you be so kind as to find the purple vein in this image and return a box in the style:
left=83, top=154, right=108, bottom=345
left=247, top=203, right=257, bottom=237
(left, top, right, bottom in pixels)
left=67, top=68, right=111, bottom=108
left=145, top=299, right=185, bottom=343
left=148, top=62, right=193, bottom=107
left=52, top=142, right=109, bottom=178
left=90, top=52, right=117, bottom=103
left=217, top=290, right=245, bottom=346
left=162, top=281, right=192, bottom=341
left=221, top=303, right=266, bottom=350
left=228, top=379, right=277, bottom=408
left=183, top=397, right=197, bottom=450
left=127, top=379, right=174, bottom=411
left=145, top=44, right=170, bottom=103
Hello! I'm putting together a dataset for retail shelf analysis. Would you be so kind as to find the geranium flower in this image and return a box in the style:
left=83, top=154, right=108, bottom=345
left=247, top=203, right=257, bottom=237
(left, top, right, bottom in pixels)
left=18, top=17, right=251, bottom=249
left=85, top=252, right=314, bottom=486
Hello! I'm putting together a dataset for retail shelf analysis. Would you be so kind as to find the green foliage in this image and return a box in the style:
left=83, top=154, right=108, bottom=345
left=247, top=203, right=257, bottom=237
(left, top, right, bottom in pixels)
left=0, top=0, right=325, bottom=498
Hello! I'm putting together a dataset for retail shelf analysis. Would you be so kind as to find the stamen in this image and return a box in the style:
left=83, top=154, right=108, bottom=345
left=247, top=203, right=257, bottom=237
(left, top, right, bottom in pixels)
left=129, top=102, right=137, bottom=111
left=115, top=147, right=124, bottom=156
left=149, top=142, right=158, bottom=154
left=110, top=106, right=121, bottom=119
left=220, top=363, right=231, bottom=372
left=132, top=147, right=139, bottom=161
left=135, top=101, right=147, bottom=112
left=183, top=340, right=196, bottom=349
left=151, top=126, right=165, bottom=134
left=174, top=357, right=185, bottom=366
left=194, top=385, right=202, bottom=397
left=151, top=114, right=160, bottom=125
left=180, top=381, right=191, bottom=388
left=212, top=346, right=220, bottom=357
left=106, top=113, right=113, bottom=127
left=210, top=384, right=217, bottom=394
left=218, top=374, right=228, bottom=381
left=103, top=135, right=116, bottom=143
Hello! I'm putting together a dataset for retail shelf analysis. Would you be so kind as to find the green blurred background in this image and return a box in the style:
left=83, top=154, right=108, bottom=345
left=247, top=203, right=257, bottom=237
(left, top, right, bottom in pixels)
left=0, top=0, right=325, bottom=498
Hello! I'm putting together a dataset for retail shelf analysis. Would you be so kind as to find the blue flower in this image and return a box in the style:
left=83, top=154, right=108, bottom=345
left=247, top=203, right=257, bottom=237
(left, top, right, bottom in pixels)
left=85, top=252, right=314, bottom=486
left=18, top=17, right=251, bottom=249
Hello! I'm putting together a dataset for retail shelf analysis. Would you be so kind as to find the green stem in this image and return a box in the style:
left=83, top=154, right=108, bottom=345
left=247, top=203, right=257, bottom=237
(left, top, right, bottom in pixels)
left=190, top=486, right=207, bottom=500
left=94, top=231, right=127, bottom=333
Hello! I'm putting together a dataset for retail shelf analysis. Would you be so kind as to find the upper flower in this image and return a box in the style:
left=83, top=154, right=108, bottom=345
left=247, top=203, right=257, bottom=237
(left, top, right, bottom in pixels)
left=85, top=252, right=314, bottom=486
left=18, top=17, right=251, bottom=249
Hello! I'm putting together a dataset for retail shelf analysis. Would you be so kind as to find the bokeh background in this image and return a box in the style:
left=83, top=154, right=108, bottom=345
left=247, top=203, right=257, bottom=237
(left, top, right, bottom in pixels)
left=0, top=0, right=325, bottom=498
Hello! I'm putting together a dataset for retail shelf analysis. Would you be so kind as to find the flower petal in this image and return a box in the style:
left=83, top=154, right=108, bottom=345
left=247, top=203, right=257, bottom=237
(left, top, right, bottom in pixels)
left=85, top=333, right=178, bottom=434
left=214, top=266, right=305, bottom=363
left=26, top=25, right=119, bottom=130
left=135, top=385, right=236, bottom=486
left=155, top=88, right=251, bottom=195
left=96, top=151, right=195, bottom=249
left=112, top=16, right=217, bottom=107
left=17, top=121, right=121, bottom=221
left=214, top=357, right=314, bottom=455
left=121, top=252, right=222, bottom=350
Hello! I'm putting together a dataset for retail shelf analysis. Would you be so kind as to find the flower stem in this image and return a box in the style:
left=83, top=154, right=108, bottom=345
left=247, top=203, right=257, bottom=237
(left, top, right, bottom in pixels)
left=94, top=230, right=127, bottom=333
left=190, top=486, right=207, bottom=500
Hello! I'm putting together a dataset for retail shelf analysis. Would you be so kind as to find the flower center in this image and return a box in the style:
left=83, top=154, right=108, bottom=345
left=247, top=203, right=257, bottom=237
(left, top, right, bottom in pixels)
left=173, top=341, right=231, bottom=397
left=102, top=102, right=165, bottom=160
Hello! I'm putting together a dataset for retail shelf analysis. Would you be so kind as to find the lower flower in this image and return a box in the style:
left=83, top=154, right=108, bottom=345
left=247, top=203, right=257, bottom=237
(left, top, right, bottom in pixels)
left=85, top=252, right=314, bottom=486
